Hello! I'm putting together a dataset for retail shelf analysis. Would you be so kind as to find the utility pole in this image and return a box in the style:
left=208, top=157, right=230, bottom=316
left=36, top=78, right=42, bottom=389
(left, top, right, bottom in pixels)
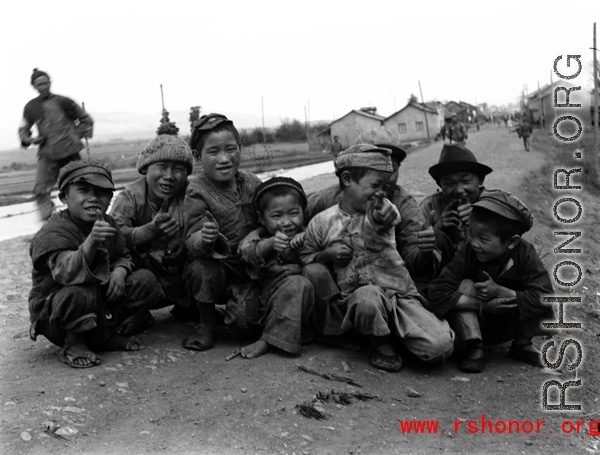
left=593, top=22, right=599, bottom=169
left=418, top=80, right=430, bottom=141
left=261, top=95, right=266, bottom=146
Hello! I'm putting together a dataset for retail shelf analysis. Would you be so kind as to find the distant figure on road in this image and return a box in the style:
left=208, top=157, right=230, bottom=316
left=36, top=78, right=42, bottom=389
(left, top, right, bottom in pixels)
left=330, top=135, right=344, bottom=159
left=447, top=114, right=468, bottom=145
left=518, top=118, right=533, bottom=151
left=18, top=68, right=94, bottom=221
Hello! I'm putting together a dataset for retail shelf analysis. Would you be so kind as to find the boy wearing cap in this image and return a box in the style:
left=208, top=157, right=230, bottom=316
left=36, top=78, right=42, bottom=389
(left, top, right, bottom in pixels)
left=307, top=143, right=441, bottom=293
left=427, top=190, right=553, bottom=373
left=301, top=144, right=454, bottom=372
left=237, top=177, right=314, bottom=358
left=28, top=161, right=164, bottom=368
left=421, top=144, right=493, bottom=253
left=110, top=124, right=194, bottom=319
left=18, top=69, right=94, bottom=221
left=182, top=114, right=263, bottom=351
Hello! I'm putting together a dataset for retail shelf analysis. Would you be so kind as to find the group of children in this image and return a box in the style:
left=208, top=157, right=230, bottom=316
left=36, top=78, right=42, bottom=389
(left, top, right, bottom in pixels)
left=28, top=114, right=554, bottom=375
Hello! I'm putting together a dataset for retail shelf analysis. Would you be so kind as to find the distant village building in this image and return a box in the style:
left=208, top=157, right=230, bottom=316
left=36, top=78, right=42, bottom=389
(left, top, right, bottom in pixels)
left=329, top=107, right=386, bottom=147
left=444, top=100, right=477, bottom=123
left=423, top=101, right=448, bottom=132
left=526, top=80, right=591, bottom=128
left=383, top=102, right=439, bottom=142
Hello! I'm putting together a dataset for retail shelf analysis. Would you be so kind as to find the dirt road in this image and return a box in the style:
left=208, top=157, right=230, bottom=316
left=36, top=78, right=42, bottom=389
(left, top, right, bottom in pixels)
left=2, top=125, right=599, bottom=455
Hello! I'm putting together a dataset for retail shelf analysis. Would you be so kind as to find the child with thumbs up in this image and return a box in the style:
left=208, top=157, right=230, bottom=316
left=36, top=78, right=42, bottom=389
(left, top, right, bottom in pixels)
left=301, top=144, right=455, bottom=373
left=111, top=125, right=195, bottom=321
left=28, top=160, right=164, bottom=369
left=427, top=190, right=554, bottom=373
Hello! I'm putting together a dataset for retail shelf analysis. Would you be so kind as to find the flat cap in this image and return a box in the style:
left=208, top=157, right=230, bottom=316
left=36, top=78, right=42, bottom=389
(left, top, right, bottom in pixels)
left=473, top=190, right=533, bottom=232
left=58, top=160, right=115, bottom=192
left=334, top=144, right=393, bottom=175
left=253, top=176, right=307, bottom=211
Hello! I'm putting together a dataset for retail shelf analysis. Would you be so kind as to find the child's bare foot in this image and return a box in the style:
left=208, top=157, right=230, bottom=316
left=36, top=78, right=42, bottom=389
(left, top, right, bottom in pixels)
left=240, top=339, right=270, bottom=359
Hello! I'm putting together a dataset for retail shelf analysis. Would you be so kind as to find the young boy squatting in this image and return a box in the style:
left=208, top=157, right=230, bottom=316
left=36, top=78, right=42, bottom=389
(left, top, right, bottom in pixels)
left=28, top=161, right=164, bottom=368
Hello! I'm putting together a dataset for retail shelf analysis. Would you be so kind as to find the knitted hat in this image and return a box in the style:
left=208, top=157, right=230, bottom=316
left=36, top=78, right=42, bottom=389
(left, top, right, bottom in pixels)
left=31, top=68, right=50, bottom=85
left=136, top=125, right=194, bottom=175
left=473, top=190, right=533, bottom=232
left=428, top=144, right=492, bottom=183
left=253, top=176, right=307, bottom=211
left=58, top=160, right=114, bottom=192
left=334, top=144, right=393, bottom=175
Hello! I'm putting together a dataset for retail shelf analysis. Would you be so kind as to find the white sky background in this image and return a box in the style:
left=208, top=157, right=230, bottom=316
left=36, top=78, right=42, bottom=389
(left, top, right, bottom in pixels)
left=0, top=0, right=598, bottom=151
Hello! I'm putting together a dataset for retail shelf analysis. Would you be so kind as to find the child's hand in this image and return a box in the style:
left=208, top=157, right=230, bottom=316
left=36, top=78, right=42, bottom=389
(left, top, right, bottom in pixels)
left=289, top=232, right=305, bottom=250
left=457, top=202, right=472, bottom=225
left=326, top=243, right=353, bottom=267
left=371, top=192, right=397, bottom=225
left=482, top=297, right=517, bottom=314
left=417, top=221, right=435, bottom=252
left=200, top=212, right=219, bottom=246
left=272, top=230, right=290, bottom=253
left=106, top=268, right=126, bottom=302
left=91, top=210, right=116, bottom=248
left=153, top=199, right=179, bottom=238
left=474, top=271, right=499, bottom=301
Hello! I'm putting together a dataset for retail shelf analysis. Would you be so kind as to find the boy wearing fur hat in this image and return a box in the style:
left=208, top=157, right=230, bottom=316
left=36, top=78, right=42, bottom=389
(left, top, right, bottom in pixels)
left=237, top=177, right=314, bottom=358
left=420, top=144, right=493, bottom=253
left=307, top=143, right=441, bottom=294
left=19, top=69, right=94, bottom=221
left=110, top=124, right=195, bottom=318
left=301, top=144, right=454, bottom=372
left=427, top=190, right=553, bottom=373
left=182, top=114, right=263, bottom=351
left=28, top=161, right=164, bottom=368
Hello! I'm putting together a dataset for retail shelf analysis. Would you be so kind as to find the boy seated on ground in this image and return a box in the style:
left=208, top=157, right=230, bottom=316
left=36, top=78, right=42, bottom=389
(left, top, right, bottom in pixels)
left=237, top=177, right=314, bottom=358
left=301, top=144, right=454, bottom=372
left=420, top=144, right=493, bottom=254
left=110, top=124, right=196, bottom=320
left=306, top=143, right=441, bottom=294
left=28, top=161, right=165, bottom=368
left=426, top=190, right=554, bottom=373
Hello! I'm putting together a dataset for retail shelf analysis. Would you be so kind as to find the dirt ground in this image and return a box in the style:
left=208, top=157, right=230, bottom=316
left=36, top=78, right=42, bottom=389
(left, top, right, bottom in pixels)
left=1, top=126, right=599, bottom=455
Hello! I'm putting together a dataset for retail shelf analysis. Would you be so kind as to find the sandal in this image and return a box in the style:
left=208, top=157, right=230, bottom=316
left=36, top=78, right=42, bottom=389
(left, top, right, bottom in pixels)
left=116, top=311, right=155, bottom=337
left=509, top=343, right=543, bottom=367
left=60, top=343, right=101, bottom=369
left=100, top=333, right=141, bottom=352
left=370, top=345, right=403, bottom=372
left=182, top=324, right=216, bottom=351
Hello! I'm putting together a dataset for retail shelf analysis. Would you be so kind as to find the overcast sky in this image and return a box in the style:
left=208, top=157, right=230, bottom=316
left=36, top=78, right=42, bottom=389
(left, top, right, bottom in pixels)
left=0, top=0, right=597, bottom=151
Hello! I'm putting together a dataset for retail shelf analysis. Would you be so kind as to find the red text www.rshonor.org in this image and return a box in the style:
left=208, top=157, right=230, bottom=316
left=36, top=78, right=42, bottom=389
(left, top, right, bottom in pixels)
left=398, top=416, right=600, bottom=435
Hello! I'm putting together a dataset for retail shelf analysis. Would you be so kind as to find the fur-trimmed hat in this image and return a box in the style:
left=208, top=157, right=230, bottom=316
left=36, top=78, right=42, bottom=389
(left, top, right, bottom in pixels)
left=58, top=160, right=114, bottom=192
left=31, top=68, right=50, bottom=85
left=136, top=125, right=194, bottom=175
left=253, top=176, right=307, bottom=211
left=428, top=144, right=492, bottom=184
left=473, top=190, right=533, bottom=233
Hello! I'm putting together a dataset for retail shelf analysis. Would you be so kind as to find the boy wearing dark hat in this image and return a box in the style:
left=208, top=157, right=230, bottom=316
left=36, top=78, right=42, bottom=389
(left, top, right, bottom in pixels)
left=110, top=125, right=195, bottom=319
left=237, top=177, right=314, bottom=358
left=421, top=144, right=493, bottom=253
left=301, top=144, right=454, bottom=372
left=28, top=161, right=164, bottom=369
left=182, top=114, right=263, bottom=351
left=18, top=69, right=94, bottom=221
left=307, top=143, right=441, bottom=293
left=427, top=190, right=553, bottom=373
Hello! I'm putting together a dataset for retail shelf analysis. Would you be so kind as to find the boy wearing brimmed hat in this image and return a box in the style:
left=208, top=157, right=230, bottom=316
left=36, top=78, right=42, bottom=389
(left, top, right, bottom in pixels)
left=427, top=190, right=553, bottom=373
left=421, top=143, right=493, bottom=253
left=28, top=160, right=164, bottom=369
left=307, top=143, right=442, bottom=294
left=301, top=144, right=454, bottom=372
left=18, top=69, right=94, bottom=221
left=236, top=177, right=314, bottom=358
left=182, top=114, right=263, bottom=351
left=111, top=124, right=195, bottom=319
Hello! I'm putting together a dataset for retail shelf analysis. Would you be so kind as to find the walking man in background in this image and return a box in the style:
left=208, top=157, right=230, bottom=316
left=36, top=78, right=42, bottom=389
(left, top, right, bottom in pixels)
left=18, top=68, right=94, bottom=221
left=330, top=135, right=344, bottom=160
left=519, top=116, right=533, bottom=151
left=447, top=114, right=468, bottom=145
